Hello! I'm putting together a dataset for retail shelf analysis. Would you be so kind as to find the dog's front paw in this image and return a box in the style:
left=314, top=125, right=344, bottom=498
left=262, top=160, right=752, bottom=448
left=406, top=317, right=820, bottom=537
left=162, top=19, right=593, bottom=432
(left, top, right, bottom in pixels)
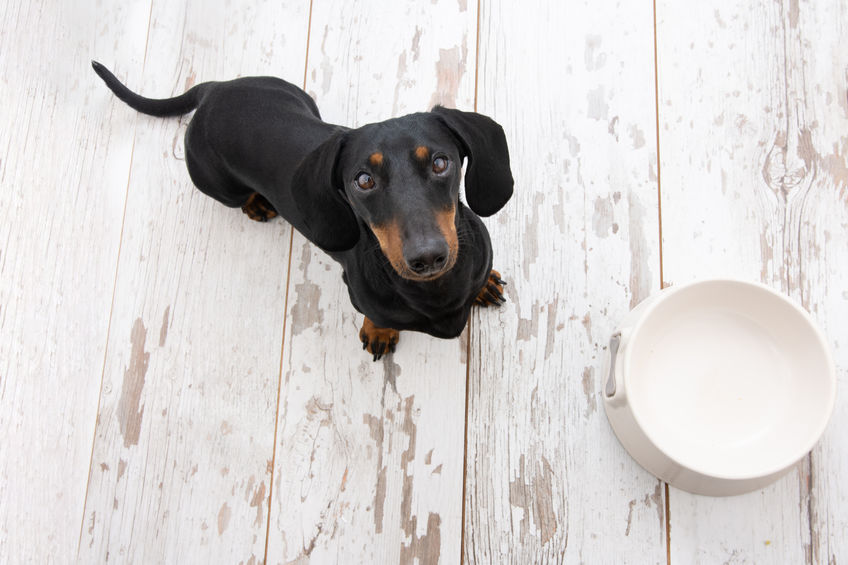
left=241, top=192, right=278, bottom=222
left=359, top=317, right=400, bottom=361
left=474, top=269, right=507, bottom=307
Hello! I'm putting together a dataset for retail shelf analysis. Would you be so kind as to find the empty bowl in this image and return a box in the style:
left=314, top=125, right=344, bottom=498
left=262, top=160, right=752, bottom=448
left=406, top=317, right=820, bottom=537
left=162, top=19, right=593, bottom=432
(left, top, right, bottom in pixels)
left=603, top=279, right=836, bottom=496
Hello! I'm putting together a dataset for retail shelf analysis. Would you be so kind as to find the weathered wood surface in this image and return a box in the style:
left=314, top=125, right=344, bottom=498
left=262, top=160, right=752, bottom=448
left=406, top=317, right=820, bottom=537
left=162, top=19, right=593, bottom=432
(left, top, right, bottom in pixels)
left=656, top=0, right=848, bottom=563
left=264, top=2, right=476, bottom=563
left=78, top=2, right=309, bottom=563
left=0, top=2, right=149, bottom=561
left=2, top=0, right=847, bottom=563
left=464, top=1, right=667, bottom=563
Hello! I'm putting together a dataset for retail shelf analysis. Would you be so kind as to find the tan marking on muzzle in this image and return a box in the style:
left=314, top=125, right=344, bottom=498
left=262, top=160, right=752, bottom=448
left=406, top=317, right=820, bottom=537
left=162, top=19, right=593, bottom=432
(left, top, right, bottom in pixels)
left=369, top=220, right=406, bottom=275
left=436, top=205, right=459, bottom=272
left=371, top=205, right=459, bottom=281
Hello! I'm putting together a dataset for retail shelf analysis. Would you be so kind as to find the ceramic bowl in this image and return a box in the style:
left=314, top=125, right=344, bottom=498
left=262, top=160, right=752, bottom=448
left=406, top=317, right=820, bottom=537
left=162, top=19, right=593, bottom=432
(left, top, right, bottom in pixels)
left=604, top=279, right=836, bottom=496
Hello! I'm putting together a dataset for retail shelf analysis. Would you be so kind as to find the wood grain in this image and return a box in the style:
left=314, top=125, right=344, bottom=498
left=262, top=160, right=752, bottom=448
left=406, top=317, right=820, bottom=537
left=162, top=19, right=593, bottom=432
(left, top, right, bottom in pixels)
left=791, top=7, right=848, bottom=563
left=0, top=1, right=150, bottom=560
left=78, top=2, right=309, bottom=563
left=264, top=1, right=477, bottom=563
left=3, top=0, right=847, bottom=562
left=656, top=0, right=848, bottom=562
left=464, top=1, right=666, bottom=562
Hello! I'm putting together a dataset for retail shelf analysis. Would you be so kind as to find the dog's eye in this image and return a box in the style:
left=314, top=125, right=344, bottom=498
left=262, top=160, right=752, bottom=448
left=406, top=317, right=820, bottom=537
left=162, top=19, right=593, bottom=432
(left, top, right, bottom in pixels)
left=355, top=172, right=375, bottom=190
left=432, top=156, right=449, bottom=174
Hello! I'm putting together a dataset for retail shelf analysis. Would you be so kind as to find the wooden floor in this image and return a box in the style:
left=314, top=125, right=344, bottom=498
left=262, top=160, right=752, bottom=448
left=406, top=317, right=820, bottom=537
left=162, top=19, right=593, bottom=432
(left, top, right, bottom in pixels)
left=2, top=0, right=847, bottom=563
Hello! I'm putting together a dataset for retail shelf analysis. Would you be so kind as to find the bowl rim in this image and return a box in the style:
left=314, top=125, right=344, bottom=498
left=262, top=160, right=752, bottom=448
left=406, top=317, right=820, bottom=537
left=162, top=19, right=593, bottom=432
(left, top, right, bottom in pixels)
left=621, top=278, right=837, bottom=481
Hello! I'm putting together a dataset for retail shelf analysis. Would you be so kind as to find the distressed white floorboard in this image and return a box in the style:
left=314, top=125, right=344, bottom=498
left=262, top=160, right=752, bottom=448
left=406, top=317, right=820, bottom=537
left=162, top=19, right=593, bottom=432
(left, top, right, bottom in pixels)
left=0, top=2, right=149, bottom=561
left=265, top=1, right=476, bottom=564
left=791, top=7, right=848, bottom=563
left=78, top=2, right=309, bottom=563
left=3, top=0, right=848, bottom=563
left=657, top=1, right=848, bottom=563
left=464, top=1, right=666, bottom=563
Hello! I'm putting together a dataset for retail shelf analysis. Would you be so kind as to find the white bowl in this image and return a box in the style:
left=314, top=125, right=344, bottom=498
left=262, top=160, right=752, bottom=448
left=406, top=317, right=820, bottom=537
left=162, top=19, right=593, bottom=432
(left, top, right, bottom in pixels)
left=603, top=279, right=836, bottom=496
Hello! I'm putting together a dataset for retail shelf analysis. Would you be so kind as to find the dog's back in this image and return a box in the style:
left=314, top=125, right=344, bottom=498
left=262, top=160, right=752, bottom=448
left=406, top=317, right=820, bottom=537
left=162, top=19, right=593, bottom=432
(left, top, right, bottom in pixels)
left=92, top=61, right=337, bottom=232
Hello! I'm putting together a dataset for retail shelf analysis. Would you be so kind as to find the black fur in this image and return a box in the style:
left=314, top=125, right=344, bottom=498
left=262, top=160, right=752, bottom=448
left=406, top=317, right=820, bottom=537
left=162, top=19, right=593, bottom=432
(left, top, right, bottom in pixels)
left=93, top=61, right=513, bottom=350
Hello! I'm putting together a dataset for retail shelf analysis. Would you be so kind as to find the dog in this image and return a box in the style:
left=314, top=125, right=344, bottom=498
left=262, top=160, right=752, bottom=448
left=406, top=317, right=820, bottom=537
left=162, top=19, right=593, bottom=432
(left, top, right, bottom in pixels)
left=92, top=61, right=513, bottom=360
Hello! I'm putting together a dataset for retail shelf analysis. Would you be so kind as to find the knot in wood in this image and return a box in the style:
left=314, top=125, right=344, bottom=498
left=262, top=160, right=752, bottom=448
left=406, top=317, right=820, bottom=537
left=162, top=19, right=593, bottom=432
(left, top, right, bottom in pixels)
left=762, top=129, right=817, bottom=201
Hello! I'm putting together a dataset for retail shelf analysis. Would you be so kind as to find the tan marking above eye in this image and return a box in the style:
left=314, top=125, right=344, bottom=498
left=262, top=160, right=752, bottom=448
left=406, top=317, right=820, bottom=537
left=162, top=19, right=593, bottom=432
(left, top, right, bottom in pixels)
left=414, top=146, right=429, bottom=161
left=369, top=152, right=384, bottom=166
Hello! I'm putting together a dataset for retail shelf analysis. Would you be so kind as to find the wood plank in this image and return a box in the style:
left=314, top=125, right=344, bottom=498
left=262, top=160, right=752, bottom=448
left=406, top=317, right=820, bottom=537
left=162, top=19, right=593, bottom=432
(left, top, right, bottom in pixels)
left=656, top=1, right=848, bottom=562
left=78, top=2, right=310, bottom=563
left=0, top=1, right=150, bottom=560
left=464, top=1, right=666, bottom=562
left=793, top=8, right=848, bottom=564
left=264, top=1, right=477, bottom=563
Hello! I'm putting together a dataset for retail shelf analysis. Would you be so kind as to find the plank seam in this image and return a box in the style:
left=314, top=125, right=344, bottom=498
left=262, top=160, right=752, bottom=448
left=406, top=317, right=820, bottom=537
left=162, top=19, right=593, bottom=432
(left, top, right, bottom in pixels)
left=652, top=1, right=671, bottom=562
left=653, top=0, right=665, bottom=291
left=460, top=2, right=482, bottom=563
left=76, top=133, right=136, bottom=560
left=76, top=1, right=155, bottom=556
left=263, top=1, right=314, bottom=562
left=776, top=1, right=818, bottom=559
left=806, top=452, right=814, bottom=565
left=461, top=334, right=472, bottom=565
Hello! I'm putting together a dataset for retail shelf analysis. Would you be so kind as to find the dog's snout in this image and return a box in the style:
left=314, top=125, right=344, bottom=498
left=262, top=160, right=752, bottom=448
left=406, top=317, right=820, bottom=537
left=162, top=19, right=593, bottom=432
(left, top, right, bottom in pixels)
left=405, top=239, right=449, bottom=276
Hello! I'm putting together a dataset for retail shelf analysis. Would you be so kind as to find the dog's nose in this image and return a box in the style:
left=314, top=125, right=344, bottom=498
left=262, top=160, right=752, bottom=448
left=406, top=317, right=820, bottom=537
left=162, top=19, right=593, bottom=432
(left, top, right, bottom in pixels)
left=405, top=240, right=449, bottom=276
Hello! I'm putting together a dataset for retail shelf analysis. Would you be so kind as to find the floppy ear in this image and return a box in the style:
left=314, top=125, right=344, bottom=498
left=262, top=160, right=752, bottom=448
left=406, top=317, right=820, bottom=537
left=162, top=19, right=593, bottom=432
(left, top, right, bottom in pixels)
left=432, top=106, right=514, bottom=216
left=291, top=133, right=360, bottom=252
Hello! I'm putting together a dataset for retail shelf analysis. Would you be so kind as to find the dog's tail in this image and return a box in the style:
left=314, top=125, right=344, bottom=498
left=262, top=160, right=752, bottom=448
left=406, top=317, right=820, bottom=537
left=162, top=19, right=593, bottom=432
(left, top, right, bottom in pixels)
left=91, top=61, right=208, bottom=117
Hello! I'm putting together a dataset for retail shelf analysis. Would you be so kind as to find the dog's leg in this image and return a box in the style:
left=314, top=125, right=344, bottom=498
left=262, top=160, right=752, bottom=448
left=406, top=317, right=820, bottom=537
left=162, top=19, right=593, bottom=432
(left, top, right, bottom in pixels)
left=241, top=192, right=278, bottom=222
left=474, top=270, right=507, bottom=307
left=359, top=317, right=400, bottom=361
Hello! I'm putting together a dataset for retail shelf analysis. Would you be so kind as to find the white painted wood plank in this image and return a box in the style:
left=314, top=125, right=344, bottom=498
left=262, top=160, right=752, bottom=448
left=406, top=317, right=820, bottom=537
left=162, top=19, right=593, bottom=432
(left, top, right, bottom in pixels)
left=78, top=2, right=310, bottom=563
left=465, top=1, right=666, bottom=563
left=265, top=1, right=477, bottom=563
left=0, top=1, right=150, bottom=561
left=791, top=8, right=848, bottom=564
left=656, top=1, right=848, bottom=562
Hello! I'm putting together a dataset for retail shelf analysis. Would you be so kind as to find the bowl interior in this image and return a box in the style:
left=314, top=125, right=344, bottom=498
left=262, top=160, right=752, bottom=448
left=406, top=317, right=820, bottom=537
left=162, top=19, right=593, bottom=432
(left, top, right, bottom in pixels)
left=627, top=281, right=834, bottom=479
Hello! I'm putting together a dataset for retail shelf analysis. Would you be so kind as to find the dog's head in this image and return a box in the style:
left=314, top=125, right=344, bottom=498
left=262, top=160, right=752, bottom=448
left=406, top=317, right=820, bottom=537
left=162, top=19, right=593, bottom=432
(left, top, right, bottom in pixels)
left=292, top=107, right=513, bottom=281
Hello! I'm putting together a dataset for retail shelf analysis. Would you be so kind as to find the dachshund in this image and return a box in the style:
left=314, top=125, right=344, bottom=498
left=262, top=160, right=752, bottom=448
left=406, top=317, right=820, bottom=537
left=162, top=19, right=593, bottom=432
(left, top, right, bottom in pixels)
left=92, top=61, right=513, bottom=360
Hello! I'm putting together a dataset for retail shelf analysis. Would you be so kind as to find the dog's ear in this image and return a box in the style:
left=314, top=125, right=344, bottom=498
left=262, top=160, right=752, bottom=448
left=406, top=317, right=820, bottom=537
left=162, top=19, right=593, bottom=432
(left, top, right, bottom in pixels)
left=432, top=106, right=514, bottom=216
left=291, top=133, right=360, bottom=252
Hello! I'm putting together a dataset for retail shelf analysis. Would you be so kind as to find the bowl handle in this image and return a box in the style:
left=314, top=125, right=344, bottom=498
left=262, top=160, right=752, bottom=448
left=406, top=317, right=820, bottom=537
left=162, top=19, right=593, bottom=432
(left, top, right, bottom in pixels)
left=605, top=330, right=629, bottom=401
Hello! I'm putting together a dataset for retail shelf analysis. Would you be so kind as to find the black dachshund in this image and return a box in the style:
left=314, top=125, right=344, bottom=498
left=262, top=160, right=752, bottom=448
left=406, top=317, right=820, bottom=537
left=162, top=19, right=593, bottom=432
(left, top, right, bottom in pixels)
left=92, top=62, right=513, bottom=359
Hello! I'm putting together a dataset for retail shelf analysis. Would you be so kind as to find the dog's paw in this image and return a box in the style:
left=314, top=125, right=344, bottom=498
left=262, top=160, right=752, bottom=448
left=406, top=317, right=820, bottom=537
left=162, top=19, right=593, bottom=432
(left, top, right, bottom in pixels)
left=241, top=193, right=278, bottom=222
left=359, top=317, right=400, bottom=361
left=474, top=269, right=507, bottom=307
